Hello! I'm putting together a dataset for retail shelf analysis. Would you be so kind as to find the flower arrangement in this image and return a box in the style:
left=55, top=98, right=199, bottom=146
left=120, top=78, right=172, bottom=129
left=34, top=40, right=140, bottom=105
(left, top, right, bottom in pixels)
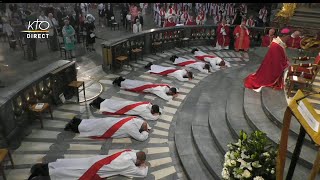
left=222, top=131, right=277, bottom=180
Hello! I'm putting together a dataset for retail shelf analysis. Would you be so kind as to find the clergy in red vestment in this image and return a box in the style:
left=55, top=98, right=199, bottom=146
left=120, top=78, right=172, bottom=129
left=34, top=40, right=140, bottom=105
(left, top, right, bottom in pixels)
left=286, top=30, right=302, bottom=49
left=185, top=15, right=196, bottom=25
left=244, top=28, right=291, bottom=92
left=215, top=19, right=231, bottom=50
left=233, top=21, right=250, bottom=52
left=164, top=16, right=176, bottom=27
left=261, top=28, right=276, bottom=47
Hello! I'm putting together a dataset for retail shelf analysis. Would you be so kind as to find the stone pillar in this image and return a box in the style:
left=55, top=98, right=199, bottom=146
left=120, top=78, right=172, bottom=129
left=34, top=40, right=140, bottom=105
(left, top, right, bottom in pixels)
left=144, top=33, right=151, bottom=54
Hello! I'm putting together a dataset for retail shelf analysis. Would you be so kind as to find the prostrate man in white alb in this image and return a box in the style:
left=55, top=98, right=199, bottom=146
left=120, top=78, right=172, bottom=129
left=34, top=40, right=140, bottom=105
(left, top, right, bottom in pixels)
left=170, top=55, right=211, bottom=74
left=113, top=76, right=178, bottom=101
left=28, top=150, right=148, bottom=180
left=64, top=116, right=151, bottom=141
left=145, top=62, right=193, bottom=82
left=192, top=48, right=230, bottom=70
left=89, top=97, right=161, bottom=121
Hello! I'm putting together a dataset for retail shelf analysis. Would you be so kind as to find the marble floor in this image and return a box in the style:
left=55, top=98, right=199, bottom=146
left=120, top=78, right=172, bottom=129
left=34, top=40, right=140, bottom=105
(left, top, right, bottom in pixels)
left=4, top=45, right=251, bottom=180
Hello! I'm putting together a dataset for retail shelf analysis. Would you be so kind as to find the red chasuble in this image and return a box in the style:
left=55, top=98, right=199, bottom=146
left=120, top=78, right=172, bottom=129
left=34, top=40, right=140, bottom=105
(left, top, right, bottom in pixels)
left=244, top=39, right=289, bottom=91
left=216, top=24, right=231, bottom=47
left=233, top=25, right=250, bottom=50
left=164, top=21, right=176, bottom=27
left=286, top=36, right=302, bottom=49
left=185, top=19, right=196, bottom=25
left=261, top=35, right=275, bottom=47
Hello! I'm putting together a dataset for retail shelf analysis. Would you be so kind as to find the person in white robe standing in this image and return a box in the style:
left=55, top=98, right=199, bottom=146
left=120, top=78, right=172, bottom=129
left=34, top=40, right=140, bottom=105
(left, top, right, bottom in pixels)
left=89, top=97, right=161, bottom=121
left=64, top=116, right=151, bottom=141
left=112, top=76, right=178, bottom=101
left=144, top=62, right=193, bottom=81
left=170, top=55, right=211, bottom=74
left=132, top=19, right=142, bottom=33
left=28, top=150, right=148, bottom=180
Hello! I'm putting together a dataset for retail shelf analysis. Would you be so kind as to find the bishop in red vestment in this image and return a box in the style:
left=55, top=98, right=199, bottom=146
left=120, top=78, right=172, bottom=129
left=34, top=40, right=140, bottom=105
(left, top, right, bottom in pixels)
left=286, top=30, right=302, bottom=49
left=233, top=21, right=250, bottom=52
left=215, top=19, right=231, bottom=50
left=261, top=28, right=276, bottom=47
left=244, top=28, right=291, bottom=92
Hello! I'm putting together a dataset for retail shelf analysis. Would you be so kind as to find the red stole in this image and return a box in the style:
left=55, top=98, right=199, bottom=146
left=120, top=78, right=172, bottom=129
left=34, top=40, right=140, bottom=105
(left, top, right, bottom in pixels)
left=160, top=10, right=165, bottom=17
left=127, top=84, right=170, bottom=92
left=186, top=19, right=196, bottom=25
left=79, top=149, right=131, bottom=180
left=216, top=15, right=222, bottom=23
left=183, top=12, right=188, bottom=20
left=91, top=116, right=135, bottom=139
left=247, top=19, right=254, bottom=27
left=177, top=60, right=197, bottom=66
left=150, top=69, right=179, bottom=75
left=195, top=55, right=217, bottom=61
left=102, top=102, right=150, bottom=115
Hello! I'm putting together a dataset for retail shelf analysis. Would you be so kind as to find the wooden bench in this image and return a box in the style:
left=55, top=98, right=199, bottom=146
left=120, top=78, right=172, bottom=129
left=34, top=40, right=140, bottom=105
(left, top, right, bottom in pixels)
left=0, top=148, right=14, bottom=180
left=131, top=48, right=143, bottom=62
left=30, top=103, right=53, bottom=128
left=68, top=81, right=86, bottom=103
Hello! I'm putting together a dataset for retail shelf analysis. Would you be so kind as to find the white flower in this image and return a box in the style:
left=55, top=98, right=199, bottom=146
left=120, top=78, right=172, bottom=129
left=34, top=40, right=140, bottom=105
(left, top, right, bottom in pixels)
left=230, top=160, right=236, bottom=167
left=252, top=161, right=262, bottom=168
left=221, top=167, right=230, bottom=179
left=271, top=168, right=275, bottom=174
left=242, top=169, right=251, bottom=178
left=241, top=151, right=250, bottom=159
left=230, top=152, right=235, bottom=160
left=263, top=152, right=270, bottom=157
left=253, top=176, right=264, bottom=180
left=234, top=139, right=241, bottom=147
left=237, top=159, right=252, bottom=171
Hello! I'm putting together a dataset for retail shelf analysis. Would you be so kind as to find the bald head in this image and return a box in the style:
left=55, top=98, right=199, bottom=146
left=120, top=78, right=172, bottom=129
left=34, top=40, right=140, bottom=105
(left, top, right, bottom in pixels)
left=136, top=151, right=146, bottom=166
left=268, top=28, right=275, bottom=36
left=140, top=121, right=148, bottom=132
left=293, top=31, right=301, bottom=37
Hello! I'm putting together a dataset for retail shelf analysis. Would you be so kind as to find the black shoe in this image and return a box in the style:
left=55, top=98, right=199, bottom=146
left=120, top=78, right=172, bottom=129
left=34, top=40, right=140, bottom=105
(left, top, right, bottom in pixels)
left=64, top=122, right=72, bottom=131
left=144, top=62, right=153, bottom=69
left=112, top=77, right=120, bottom=85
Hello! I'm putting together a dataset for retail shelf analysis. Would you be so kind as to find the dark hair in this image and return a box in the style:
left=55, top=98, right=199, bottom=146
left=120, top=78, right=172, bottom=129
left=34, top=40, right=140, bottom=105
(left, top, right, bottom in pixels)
left=170, top=55, right=178, bottom=62
left=170, top=87, right=177, bottom=94
left=151, top=105, right=161, bottom=114
left=191, top=48, right=199, bottom=54
left=204, top=63, right=211, bottom=71
left=185, top=71, right=193, bottom=79
left=144, top=62, right=153, bottom=69
left=136, top=151, right=146, bottom=161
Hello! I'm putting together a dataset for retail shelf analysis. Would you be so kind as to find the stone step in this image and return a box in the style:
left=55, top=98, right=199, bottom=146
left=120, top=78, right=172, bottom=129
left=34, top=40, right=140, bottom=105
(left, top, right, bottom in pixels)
left=289, top=17, right=320, bottom=28
left=244, top=89, right=317, bottom=169
left=293, top=12, right=320, bottom=19
left=226, top=87, right=253, bottom=139
left=175, top=90, right=214, bottom=180
left=261, top=88, right=316, bottom=149
left=191, top=103, right=223, bottom=179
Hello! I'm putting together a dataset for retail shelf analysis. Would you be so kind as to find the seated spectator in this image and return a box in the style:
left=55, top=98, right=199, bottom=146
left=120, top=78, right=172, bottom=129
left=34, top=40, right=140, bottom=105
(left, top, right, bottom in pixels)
left=133, top=19, right=142, bottom=33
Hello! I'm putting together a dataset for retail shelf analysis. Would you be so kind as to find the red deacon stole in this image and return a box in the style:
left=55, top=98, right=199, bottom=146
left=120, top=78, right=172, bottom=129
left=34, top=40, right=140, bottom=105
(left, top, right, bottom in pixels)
left=91, top=116, right=135, bottom=139
left=195, top=55, right=217, bottom=61
left=102, top=102, right=150, bottom=115
left=79, top=149, right=131, bottom=180
left=150, top=69, right=179, bottom=75
left=128, top=84, right=170, bottom=92
left=177, top=60, right=196, bottom=66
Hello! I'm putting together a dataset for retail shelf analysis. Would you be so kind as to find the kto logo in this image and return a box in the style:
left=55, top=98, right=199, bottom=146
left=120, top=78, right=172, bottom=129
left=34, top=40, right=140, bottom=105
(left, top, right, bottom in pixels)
left=21, top=19, right=50, bottom=39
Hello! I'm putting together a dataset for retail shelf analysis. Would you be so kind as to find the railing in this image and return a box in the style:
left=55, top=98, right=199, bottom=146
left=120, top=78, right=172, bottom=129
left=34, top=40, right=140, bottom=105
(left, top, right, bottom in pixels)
left=0, top=60, right=76, bottom=149
left=101, top=25, right=266, bottom=71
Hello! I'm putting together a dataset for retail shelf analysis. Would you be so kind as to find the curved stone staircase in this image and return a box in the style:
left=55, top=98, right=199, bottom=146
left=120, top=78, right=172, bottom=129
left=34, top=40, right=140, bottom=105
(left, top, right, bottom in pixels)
left=175, top=48, right=318, bottom=179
